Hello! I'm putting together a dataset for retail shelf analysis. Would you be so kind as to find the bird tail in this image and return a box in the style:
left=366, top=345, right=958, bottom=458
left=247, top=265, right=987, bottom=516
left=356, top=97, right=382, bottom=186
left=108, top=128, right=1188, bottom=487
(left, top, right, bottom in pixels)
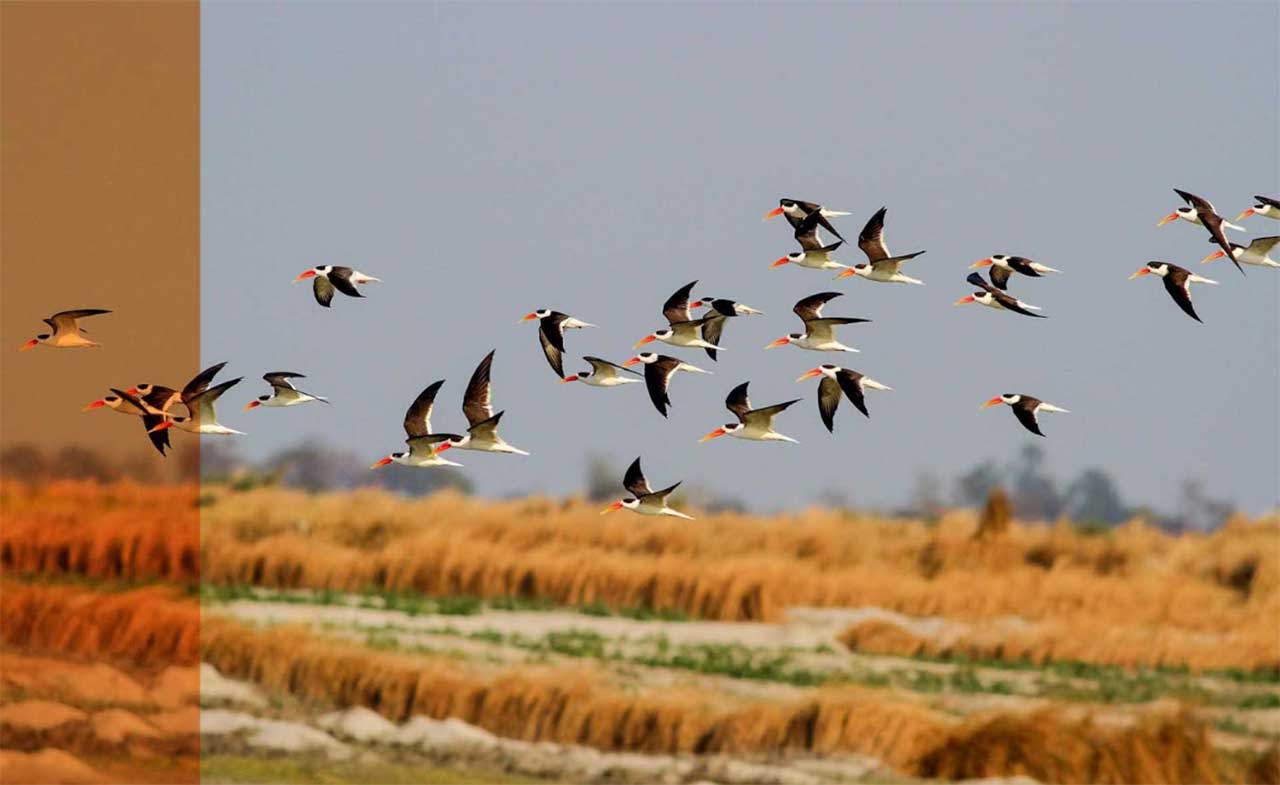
left=862, top=378, right=892, bottom=391
left=1189, top=274, right=1219, bottom=285
left=1039, top=403, right=1070, bottom=413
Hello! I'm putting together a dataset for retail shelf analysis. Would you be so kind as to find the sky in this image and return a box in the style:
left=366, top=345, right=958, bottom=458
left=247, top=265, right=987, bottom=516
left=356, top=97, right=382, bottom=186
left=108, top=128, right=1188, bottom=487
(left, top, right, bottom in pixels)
left=202, top=2, right=1279, bottom=515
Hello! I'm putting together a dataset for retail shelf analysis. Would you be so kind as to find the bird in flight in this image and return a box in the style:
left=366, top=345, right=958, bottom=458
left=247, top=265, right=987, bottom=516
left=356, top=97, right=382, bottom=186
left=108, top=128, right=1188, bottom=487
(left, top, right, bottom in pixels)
left=244, top=372, right=329, bottom=411
left=795, top=364, right=892, bottom=433
left=294, top=265, right=381, bottom=307
left=521, top=309, right=595, bottom=379
left=765, top=292, right=870, bottom=352
left=1129, top=261, right=1217, bottom=322
left=699, top=381, right=801, bottom=444
left=600, top=457, right=693, bottom=519
left=981, top=393, right=1069, bottom=437
left=19, top=309, right=111, bottom=351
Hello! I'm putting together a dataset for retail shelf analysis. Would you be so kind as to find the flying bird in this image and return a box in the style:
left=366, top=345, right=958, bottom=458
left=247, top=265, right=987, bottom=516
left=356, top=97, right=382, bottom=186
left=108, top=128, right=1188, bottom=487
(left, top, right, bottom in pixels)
left=19, top=309, right=111, bottom=351
left=244, top=372, right=329, bottom=411
left=833, top=208, right=926, bottom=284
left=600, top=457, right=693, bottom=519
left=763, top=198, right=849, bottom=242
left=969, top=255, right=1062, bottom=290
left=954, top=272, right=1046, bottom=318
left=560, top=356, right=643, bottom=387
left=433, top=350, right=530, bottom=456
left=693, top=298, right=763, bottom=361
left=771, top=212, right=849, bottom=272
left=622, top=352, right=711, bottom=417
left=634, top=282, right=723, bottom=353
left=1201, top=236, right=1279, bottom=269
left=1158, top=189, right=1244, bottom=274
left=1236, top=196, right=1280, bottom=223
left=795, top=364, right=892, bottom=433
left=765, top=292, right=870, bottom=352
left=83, top=389, right=171, bottom=456
left=1129, top=262, right=1217, bottom=322
left=293, top=266, right=381, bottom=307
left=148, top=377, right=245, bottom=436
left=699, top=382, right=800, bottom=444
left=981, top=393, right=1069, bottom=437
left=521, top=309, right=595, bottom=378
left=371, top=380, right=464, bottom=469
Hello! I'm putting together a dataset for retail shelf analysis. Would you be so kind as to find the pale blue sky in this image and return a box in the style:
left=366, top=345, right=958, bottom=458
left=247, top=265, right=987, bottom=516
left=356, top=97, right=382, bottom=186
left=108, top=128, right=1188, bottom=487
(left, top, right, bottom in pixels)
left=203, top=2, right=1278, bottom=513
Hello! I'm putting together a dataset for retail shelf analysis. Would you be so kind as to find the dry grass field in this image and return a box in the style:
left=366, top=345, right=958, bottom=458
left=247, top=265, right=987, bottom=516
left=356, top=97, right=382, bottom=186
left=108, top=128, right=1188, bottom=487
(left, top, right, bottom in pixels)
left=3, top=479, right=1278, bottom=784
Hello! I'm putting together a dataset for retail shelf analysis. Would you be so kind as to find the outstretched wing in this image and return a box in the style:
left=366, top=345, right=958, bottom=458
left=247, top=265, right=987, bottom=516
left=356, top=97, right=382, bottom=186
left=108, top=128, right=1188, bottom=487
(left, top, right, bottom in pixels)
left=403, top=380, right=445, bottom=438
left=185, top=378, right=242, bottom=422
left=182, top=362, right=228, bottom=403
left=662, top=281, right=699, bottom=325
left=327, top=266, right=364, bottom=297
left=264, top=372, right=305, bottom=390
left=1161, top=270, right=1202, bottom=322
left=643, top=358, right=679, bottom=417
left=700, top=313, right=726, bottom=362
left=743, top=399, right=800, bottom=429
left=538, top=314, right=568, bottom=378
left=725, top=381, right=752, bottom=421
left=817, top=376, right=841, bottom=433
left=313, top=275, right=335, bottom=307
left=584, top=356, right=639, bottom=377
left=1012, top=399, right=1046, bottom=436
left=965, top=271, right=998, bottom=295
left=836, top=369, right=870, bottom=418
left=1173, top=188, right=1215, bottom=215
left=793, top=291, right=842, bottom=321
left=46, top=309, right=110, bottom=334
left=989, top=265, right=1013, bottom=291
left=463, top=350, right=496, bottom=426
left=857, top=207, right=890, bottom=262
left=467, top=410, right=504, bottom=440
left=623, top=457, right=652, bottom=497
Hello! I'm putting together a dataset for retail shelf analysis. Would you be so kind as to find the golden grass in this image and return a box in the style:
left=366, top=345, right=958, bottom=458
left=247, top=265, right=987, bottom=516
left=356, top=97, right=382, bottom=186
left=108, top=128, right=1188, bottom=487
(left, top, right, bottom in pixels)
left=1, top=582, right=199, bottom=669
left=203, top=619, right=1244, bottom=784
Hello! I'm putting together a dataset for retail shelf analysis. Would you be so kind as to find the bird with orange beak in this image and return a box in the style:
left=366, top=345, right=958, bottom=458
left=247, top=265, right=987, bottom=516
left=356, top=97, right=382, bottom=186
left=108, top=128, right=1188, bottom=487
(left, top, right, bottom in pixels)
left=968, top=255, right=1062, bottom=290
left=1235, top=196, right=1280, bottom=223
left=763, top=198, right=849, bottom=243
left=370, top=380, right=463, bottom=470
left=83, top=388, right=173, bottom=455
left=19, top=309, right=110, bottom=351
left=795, top=364, right=892, bottom=432
left=1200, top=237, right=1279, bottom=269
left=699, top=382, right=800, bottom=444
left=293, top=265, right=380, bottom=307
left=765, top=292, right=869, bottom=353
left=981, top=393, right=1069, bottom=437
left=1129, top=261, right=1217, bottom=322
left=520, top=309, right=595, bottom=378
left=1158, top=189, right=1245, bottom=275
left=244, top=372, right=329, bottom=412
left=600, top=457, right=693, bottom=520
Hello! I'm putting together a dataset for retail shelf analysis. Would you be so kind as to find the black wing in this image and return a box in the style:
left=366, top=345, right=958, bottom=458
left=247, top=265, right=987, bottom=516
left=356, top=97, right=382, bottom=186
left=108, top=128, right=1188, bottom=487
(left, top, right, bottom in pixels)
left=662, top=281, right=699, bottom=325
left=463, top=350, right=495, bottom=427
left=623, top=457, right=652, bottom=497
left=112, top=388, right=169, bottom=455
left=700, top=313, right=726, bottom=362
left=182, top=362, right=228, bottom=403
left=141, top=385, right=180, bottom=412
left=1256, top=195, right=1280, bottom=210
left=264, top=372, right=305, bottom=390
left=992, top=290, right=1047, bottom=318
left=647, top=481, right=683, bottom=504
left=857, top=207, right=890, bottom=262
left=1011, top=399, right=1046, bottom=436
left=989, top=265, right=1013, bottom=291
left=725, top=382, right=752, bottom=421
left=1173, top=188, right=1214, bottom=214
left=403, top=380, right=445, bottom=438
left=327, top=266, right=364, bottom=297
left=313, top=275, right=335, bottom=307
left=965, top=272, right=998, bottom=295
left=1006, top=257, right=1043, bottom=278
left=45, top=309, right=111, bottom=333
left=537, top=313, right=568, bottom=378
left=467, top=410, right=504, bottom=440
left=836, top=369, right=870, bottom=418
left=793, top=291, right=842, bottom=321
left=583, top=356, right=640, bottom=376
left=1200, top=213, right=1245, bottom=275
left=793, top=212, right=826, bottom=252
left=642, top=357, right=679, bottom=417
left=1161, top=270, right=1202, bottom=323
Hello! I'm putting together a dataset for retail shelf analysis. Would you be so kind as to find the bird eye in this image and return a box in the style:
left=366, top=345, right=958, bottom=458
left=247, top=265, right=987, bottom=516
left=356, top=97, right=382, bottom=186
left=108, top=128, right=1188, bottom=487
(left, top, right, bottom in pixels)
left=781, top=200, right=795, bottom=207
left=259, top=395, right=269, bottom=401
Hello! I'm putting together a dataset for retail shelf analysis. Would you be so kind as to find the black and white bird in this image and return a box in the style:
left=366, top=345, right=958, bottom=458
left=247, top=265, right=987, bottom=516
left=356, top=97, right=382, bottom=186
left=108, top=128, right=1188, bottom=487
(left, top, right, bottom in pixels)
left=833, top=208, right=926, bottom=285
left=433, top=350, right=530, bottom=456
left=635, top=282, right=723, bottom=352
left=293, top=266, right=381, bottom=307
left=968, top=255, right=1062, bottom=290
left=560, top=356, right=643, bottom=387
left=521, top=309, right=596, bottom=378
left=765, top=292, right=870, bottom=352
left=622, top=352, right=711, bottom=417
left=371, top=380, right=464, bottom=469
left=795, top=364, right=892, bottom=433
left=1158, top=189, right=1244, bottom=274
left=148, top=375, right=245, bottom=436
left=128, top=363, right=227, bottom=417
left=954, top=272, right=1045, bottom=318
left=83, top=389, right=172, bottom=456
left=699, top=382, right=800, bottom=444
left=1236, top=196, right=1280, bottom=223
left=692, top=297, right=763, bottom=361
left=982, top=393, right=1069, bottom=437
left=1201, top=236, right=1279, bottom=269
left=771, top=212, right=849, bottom=272
left=1129, top=262, right=1217, bottom=322
left=763, top=198, right=849, bottom=242
left=600, top=457, right=693, bottom=519
left=244, top=372, right=329, bottom=411
left=19, top=309, right=111, bottom=351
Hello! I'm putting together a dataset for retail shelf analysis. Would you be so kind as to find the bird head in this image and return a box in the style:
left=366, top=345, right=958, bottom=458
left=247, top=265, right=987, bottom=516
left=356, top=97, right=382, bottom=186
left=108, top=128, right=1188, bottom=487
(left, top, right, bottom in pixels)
left=82, top=395, right=119, bottom=412
left=1157, top=207, right=1194, bottom=226
left=765, top=334, right=798, bottom=349
left=243, top=395, right=268, bottom=411
left=1130, top=262, right=1166, bottom=279
left=772, top=252, right=804, bottom=268
left=601, top=498, right=639, bottom=514
left=520, top=309, right=551, bottom=323
left=982, top=394, right=1019, bottom=409
left=370, top=452, right=403, bottom=469
left=834, top=264, right=867, bottom=280
left=634, top=329, right=670, bottom=348
left=622, top=353, right=657, bottom=367
left=795, top=364, right=839, bottom=382
left=293, top=265, right=328, bottom=283
left=20, top=334, right=48, bottom=351
left=434, top=435, right=470, bottom=454
left=699, top=423, right=741, bottom=442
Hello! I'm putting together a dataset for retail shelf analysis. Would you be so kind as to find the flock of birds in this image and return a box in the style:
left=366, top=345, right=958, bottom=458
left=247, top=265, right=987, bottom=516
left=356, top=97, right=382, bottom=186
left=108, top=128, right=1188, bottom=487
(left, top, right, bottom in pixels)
left=20, top=192, right=1278, bottom=519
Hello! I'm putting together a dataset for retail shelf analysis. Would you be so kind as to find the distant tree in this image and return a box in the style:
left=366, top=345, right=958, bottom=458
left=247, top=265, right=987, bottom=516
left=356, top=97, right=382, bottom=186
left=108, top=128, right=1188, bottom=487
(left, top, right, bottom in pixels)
left=910, top=471, right=945, bottom=521
left=1063, top=468, right=1129, bottom=526
left=0, top=444, right=46, bottom=483
left=584, top=454, right=620, bottom=501
left=954, top=460, right=1001, bottom=508
left=53, top=445, right=117, bottom=482
left=1175, top=479, right=1234, bottom=532
left=199, top=442, right=241, bottom=482
left=1009, top=444, right=1061, bottom=520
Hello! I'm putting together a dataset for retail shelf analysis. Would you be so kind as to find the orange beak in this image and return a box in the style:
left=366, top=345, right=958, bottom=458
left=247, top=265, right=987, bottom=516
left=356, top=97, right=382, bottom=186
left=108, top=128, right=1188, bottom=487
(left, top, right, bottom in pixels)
left=764, top=337, right=789, bottom=349
left=560, top=375, right=579, bottom=384
left=770, top=256, right=791, bottom=268
left=124, top=387, right=139, bottom=396
left=795, top=368, right=823, bottom=382
left=1200, top=250, right=1225, bottom=264
left=519, top=312, right=538, bottom=323
left=690, top=300, right=707, bottom=309
left=621, top=356, right=642, bottom=367
left=953, top=295, right=975, bottom=305
left=763, top=206, right=784, bottom=221
left=834, top=268, right=857, bottom=279
left=981, top=397, right=1004, bottom=409
left=633, top=335, right=657, bottom=349
left=243, top=400, right=262, bottom=412
left=1157, top=212, right=1179, bottom=227
left=1235, top=208, right=1255, bottom=222
left=600, top=500, right=624, bottom=515
left=1129, top=267, right=1151, bottom=279
left=293, top=269, right=317, bottom=283
left=82, top=399, right=107, bottom=411
left=370, top=456, right=393, bottom=469
left=19, top=339, right=38, bottom=351
left=698, top=427, right=727, bottom=443
left=147, top=420, right=175, bottom=433
left=969, top=258, right=993, bottom=269
left=433, top=442, right=453, bottom=454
